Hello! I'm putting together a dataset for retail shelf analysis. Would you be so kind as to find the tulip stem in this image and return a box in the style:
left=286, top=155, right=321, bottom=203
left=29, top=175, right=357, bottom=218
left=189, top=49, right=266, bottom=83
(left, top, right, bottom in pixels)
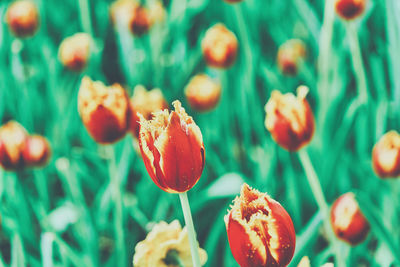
left=179, top=192, right=201, bottom=267
left=78, top=0, right=93, bottom=36
left=298, top=150, right=346, bottom=267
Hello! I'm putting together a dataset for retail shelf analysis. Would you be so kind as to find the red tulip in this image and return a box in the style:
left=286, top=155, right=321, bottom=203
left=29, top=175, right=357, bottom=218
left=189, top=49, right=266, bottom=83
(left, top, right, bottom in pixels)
left=78, top=76, right=130, bottom=144
left=225, top=183, right=296, bottom=267
left=223, top=0, right=244, bottom=3
left=6, top=0, right=39, bottom=38
left=330, top=193, right=370, bottom=245
left=129, top=5, right=151, bottom=36
left=372, top=131, right=400, bottom=178
left=138, top=100, right=205, bottom=193
left=277, top=39, right=307, bottom=76
left=264, top=86, right=315, bottom=151
left=22, top=135, right=51, bottom=167
left=0, top=121, right=28, bottom=170
left=201, top=24, right=238, bottom=69
left=59, top=33, right=92, bottom=72
left=334, top=0, right=366, bottom=20
left=184, top=74, right=221, bottom=112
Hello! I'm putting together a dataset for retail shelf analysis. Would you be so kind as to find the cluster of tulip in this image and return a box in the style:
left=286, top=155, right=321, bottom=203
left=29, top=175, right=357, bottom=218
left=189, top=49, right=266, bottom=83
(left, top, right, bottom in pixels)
left=4, top=0, right=397, bottom=265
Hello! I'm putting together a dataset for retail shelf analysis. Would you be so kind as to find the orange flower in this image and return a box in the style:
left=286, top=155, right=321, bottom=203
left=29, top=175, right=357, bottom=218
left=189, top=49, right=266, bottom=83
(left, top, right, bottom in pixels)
left=129, top=85, right=168, bottom=138
left=277, top=39, right=307, bottom=76
left=225, top=184, right=296, bottom=267
left=334, top=0, right=366, bottom=20
left=330, top=193, right=370, bottom=245
left=58, top=33, right=92, bottom=72
left=185, top=74, right=221, bottom=112
left=129, top=5, right=152, bottom=36
left=0, top=121, right=29, bottom=170
left=6, top=0, right=39, bottom=38
left=372, top=131, right=400, bottom=178
left=22, top=135, right=51, bottom=167
left=264, top=86, right=315, bottom=151
left=138, top=100, right=205, bottom=193
left=78, top=77, right=130, bottom=144
left=202, top=24, right=238, bottom=69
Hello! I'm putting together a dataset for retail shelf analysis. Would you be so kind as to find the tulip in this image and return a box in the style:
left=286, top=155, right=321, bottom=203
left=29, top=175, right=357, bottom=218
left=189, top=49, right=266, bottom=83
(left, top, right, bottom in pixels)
left=372, top=131, right=400, bottom=178
left=201, top=24, right=238, bottom=69
left=184, top=74, right=221, bottom=112
left=22, top=135, right=51, bottom=167
left=297, top=256, right=310, bottom=267
left=110, top=0, right=138, bottom=27
left=225, top=183, right=296, bottom=267
left=223, top=0, right=244, bottom=3
left=264, top=86, right=315, bottom=151
left=277, top=39, right=307, bottom=76
left=334, top=0, right=366, bottom=20
left=129, top=85, right=168, bottom=138
left=6, top=0, right=39, bottom=38
left=58, top=33, right=92, bottom=72
left=0, top=121, right=29, bottom=170
left=330, top=193, right=370, bottom=245
left=138, top=100, right=205, bottom=193
left=78, top=76, right=130, bottom=144
left=133, top=220, right=208, bottom=267
left=129, top=5, right=151, bottom=36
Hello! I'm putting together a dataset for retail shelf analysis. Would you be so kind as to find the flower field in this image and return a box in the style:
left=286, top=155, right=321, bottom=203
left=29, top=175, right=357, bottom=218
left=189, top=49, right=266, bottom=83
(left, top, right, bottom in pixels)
left=0, top=0, right=399, bottom=266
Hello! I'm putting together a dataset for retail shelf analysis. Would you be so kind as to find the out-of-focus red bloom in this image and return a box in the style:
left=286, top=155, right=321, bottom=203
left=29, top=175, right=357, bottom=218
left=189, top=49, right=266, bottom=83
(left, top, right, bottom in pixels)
left=264, top=86, right=315, bottom=151
left=185, top=74, right=221, bottom=112
left=330, top=193, right=370, bottom=245
left=129, top=85, right=168, bottom=138
left=138, top=100, right=205, bottom=193
left=372, top=131, right=400, bottom=178
left=223, top=0, right=244, bottom=3
left=334, top=0, right=366, bottom=20
left=58, top=33, right=91, bottom=72
left=22, top=135, right=51, bottom=167
left=225, top=183, right=296, bottom=267
left=6, top=0, right=39, bottom=38
left=0, top=121, right=28, bottom=170
left=277, top=39, right=307, bottom=76
left=202, top=24, right=238, bottom=69
left=78, top=76, right=130, bottom=144
left=129, top=5, right=151, bottom=36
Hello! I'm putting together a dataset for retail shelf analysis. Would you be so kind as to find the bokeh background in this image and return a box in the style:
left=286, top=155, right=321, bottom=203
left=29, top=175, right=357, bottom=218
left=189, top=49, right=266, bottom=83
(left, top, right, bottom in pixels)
left=0, top=0, right=400, bottom=266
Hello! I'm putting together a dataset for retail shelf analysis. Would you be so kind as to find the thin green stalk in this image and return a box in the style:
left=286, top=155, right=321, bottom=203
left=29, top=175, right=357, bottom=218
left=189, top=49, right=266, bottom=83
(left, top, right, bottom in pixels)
left=78, top=0, right=93, bottom=36
left=107, top=147, right=126, bottom=267
left=345, top=23, right=369, bottom=103
left=33, top=170, right=49, bottom=211
left=298, top=150, right=346, bottom=267
left=179, top=192, right=201, bottom=267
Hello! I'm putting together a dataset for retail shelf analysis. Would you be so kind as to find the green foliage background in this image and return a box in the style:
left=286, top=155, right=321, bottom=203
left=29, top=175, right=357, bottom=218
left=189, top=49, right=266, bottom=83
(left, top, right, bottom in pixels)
left=0, top=0, right=400, bottom=266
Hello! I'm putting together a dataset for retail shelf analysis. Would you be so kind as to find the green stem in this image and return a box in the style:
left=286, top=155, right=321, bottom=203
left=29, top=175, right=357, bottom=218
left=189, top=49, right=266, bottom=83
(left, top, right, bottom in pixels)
left=164, top=250, right=185, bottom=267
left=179, top=192, right=201, bottom=267
left=298, top=150, right=346, bottom=267
left=78, top=0, right=93, bottom=36
left=346, top=23, right=369, bottom=103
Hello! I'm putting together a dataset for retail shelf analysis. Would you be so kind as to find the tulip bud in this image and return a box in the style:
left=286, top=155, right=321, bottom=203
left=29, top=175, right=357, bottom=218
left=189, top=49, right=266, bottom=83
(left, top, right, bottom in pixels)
left=184, top=74, right=221, bottom=112
left=148, top=1, right=166, bottom=25
left=330, top=193, right=370, bottom=245
left=129, top=5, right=151, bottom=36
left=372, top=131, right=400, bottom=178
left=264, top=86, right=315, bottom=151
left=78, top=76, right=130, bottom=144
left=110, top=0, right=138, bottom=27
left=225, top=183, right=296, bottom=267
left=138, top=100, right=205, bottom=193
left=277, top=39, right=307, bottom=76
left=22, top=135, right=51, bottom=167
left=58, top=33, right=92, bottom=72
left=129, top=85, right=168, bottom=138
left=6, top=0, right=39, bottom=38
left=202, top=24, right=238, bottom=69
left=0, top=121, right=28, bottom=170
left=334, top=0, right=366, bottom=20
left=297, top=256, right=310, bottom=267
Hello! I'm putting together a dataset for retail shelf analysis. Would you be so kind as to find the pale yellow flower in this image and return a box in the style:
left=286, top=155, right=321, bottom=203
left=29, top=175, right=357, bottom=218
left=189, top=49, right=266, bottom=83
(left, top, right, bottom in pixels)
left=133, top=220, right=207, bottom=267
left=297, top=256, right=310, bottom=267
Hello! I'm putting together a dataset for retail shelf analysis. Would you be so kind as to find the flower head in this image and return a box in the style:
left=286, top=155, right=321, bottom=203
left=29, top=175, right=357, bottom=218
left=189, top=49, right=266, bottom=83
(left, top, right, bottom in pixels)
left=185, top=74, right=221, bottom=112
left=138, top=100, right=205, bottom=193
left=59, top=33, right=92, bottom=72
left=129, top=85, right=168, bottom=138
left=0, top=121, right=28, bottom=170
left=78, top=76, right=130, bottom=144
left=372, top=131, right=400, bottom=178
left=225, top=184, right=296, bottom=267
left=334, top=0, right=366, bottom=20
left=202, top=24, right=238, bottom=69
left=277, top=39, right=307, bottom=76
left=6, top=0, right=39, bottom=38
left=133, top=220, right=207, bottom=267
left=330, top=193, right=370, bottom=245
left=264, top=86, right=315, bottom=151
left=22, top=135, right=51, bottom=167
